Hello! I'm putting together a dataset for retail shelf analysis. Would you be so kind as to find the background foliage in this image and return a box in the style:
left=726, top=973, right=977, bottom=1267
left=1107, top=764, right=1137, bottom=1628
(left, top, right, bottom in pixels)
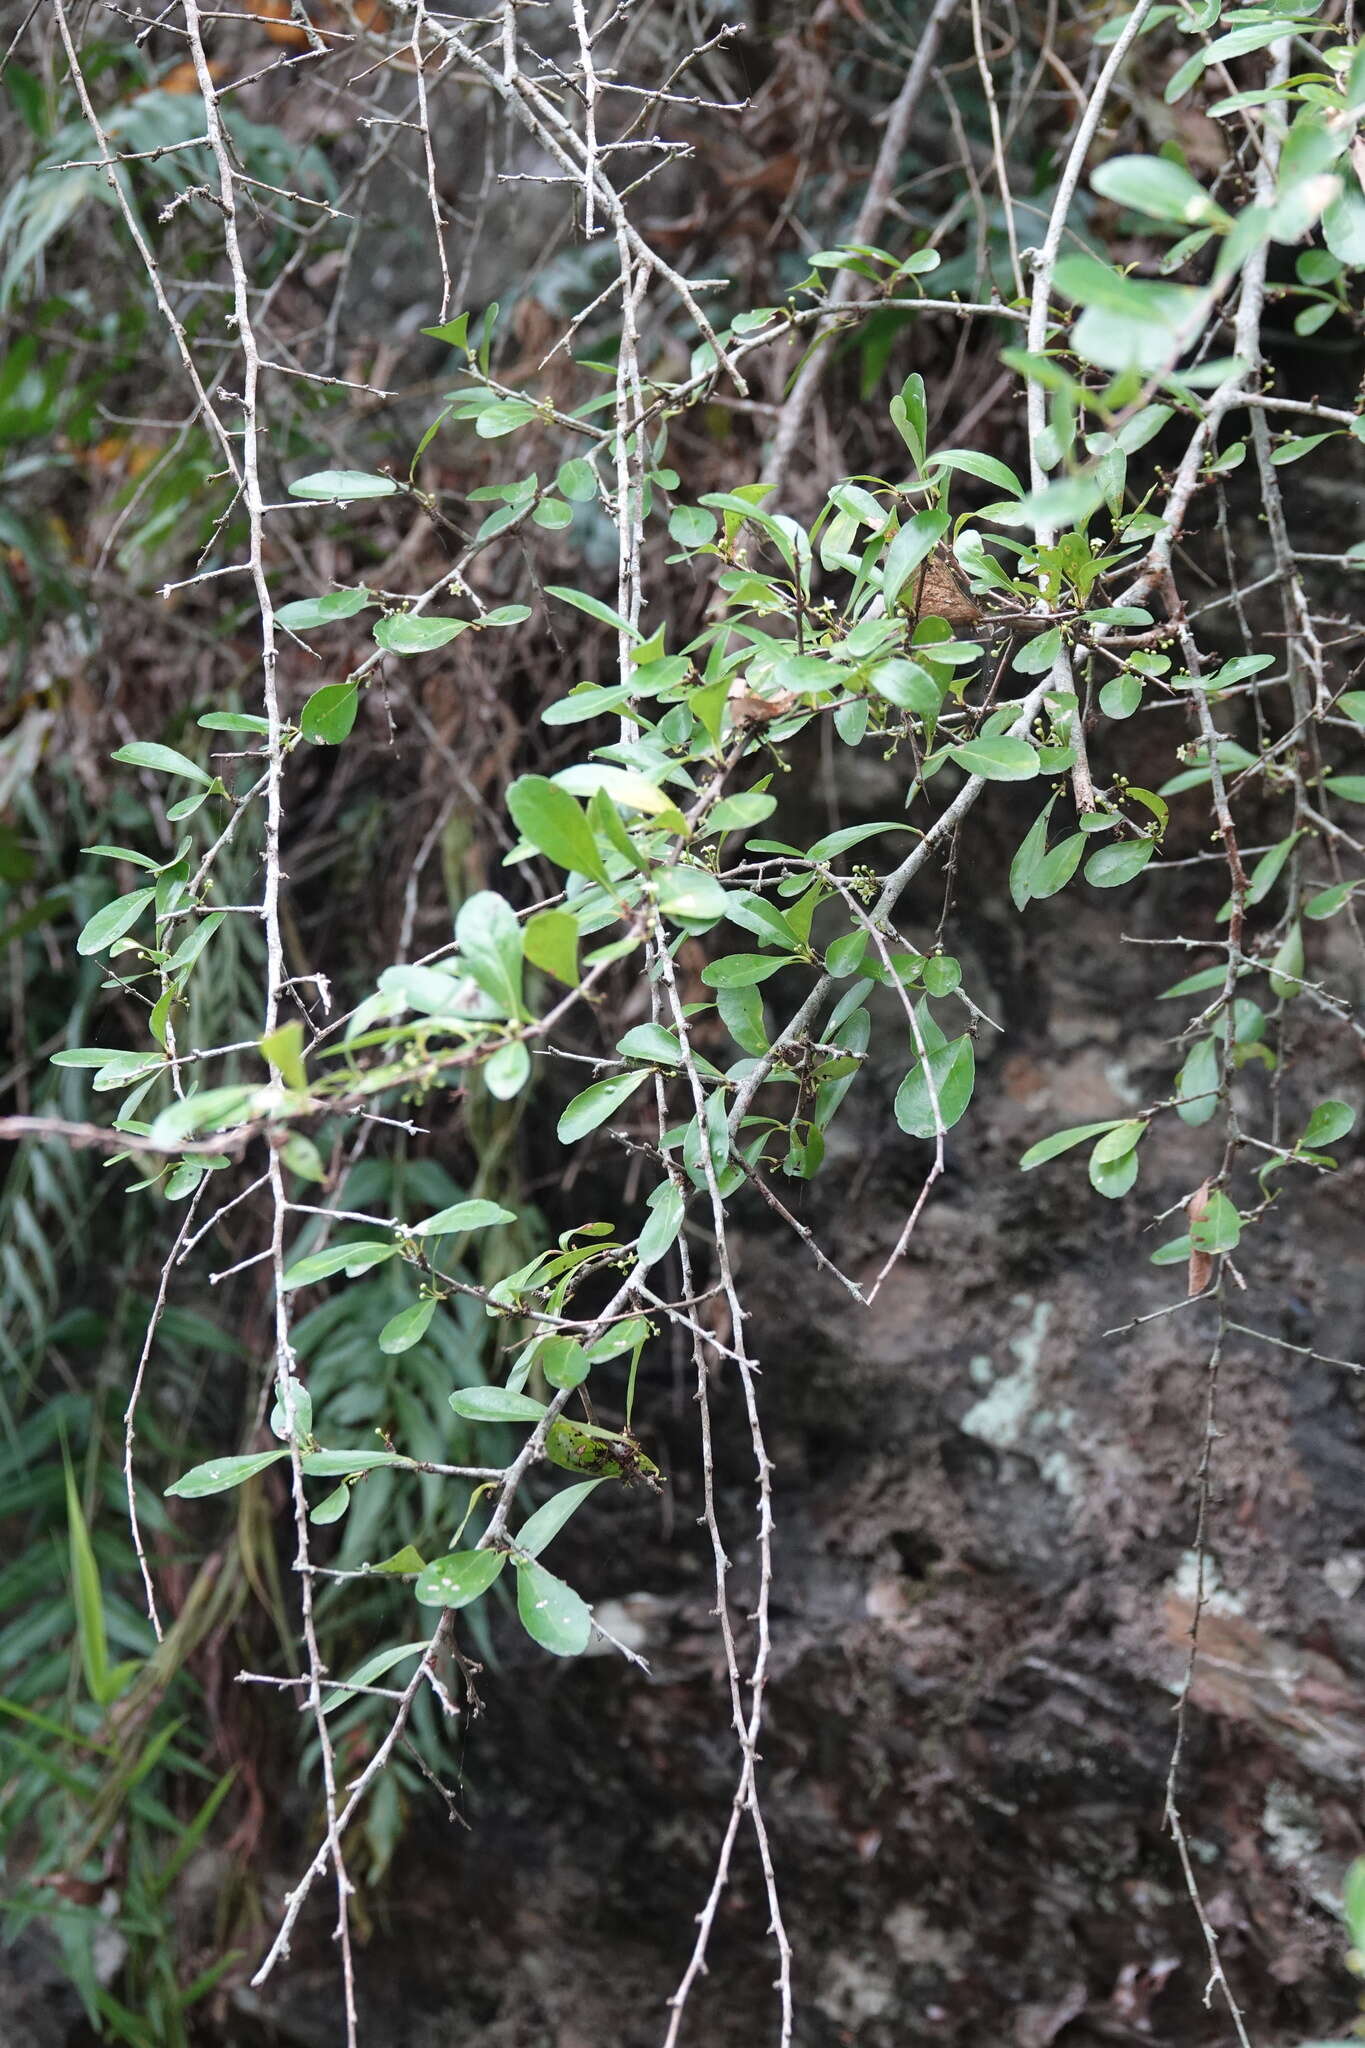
left=4, top=1, right=1365, bottom=2043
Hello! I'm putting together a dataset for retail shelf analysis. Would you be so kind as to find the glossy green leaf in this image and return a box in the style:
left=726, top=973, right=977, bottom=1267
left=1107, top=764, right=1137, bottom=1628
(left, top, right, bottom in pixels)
left=456, top=889, right=524, bottom=1016
left=413, top=1198, right=516, bottom=1235
left=414, top=1549, right=506, bottom=1609
left=1031, top=833, right=1085, bottom=900
left=76, top=888, right=156, bottom=957
left=309, top=1485, right=351, bottom=1525
left=1302, top=1100, right=1355, bottom=1148
left=557, top=1068, right=651, bottom=1143
left=166, top=1449, right=288, bottom=1498
left=893, top=1036, right=975, bottom=1139
left=111, top=742, right=213, bottom=786
left=485, top=1039, right=531, bottom=1098
left=1268, top=921, right=1304, bottom=998
left=656, top=865, right=728, bottom=925
left=1019, top=1119, right=1126, bottom=1171
left=1176, top=1036, right=1220, bottom=1126
left=1192, top=1190, right=1240, bottom=1254
left=374, top=614, right=467, bottom=654
left=1085, top=839, right=1155, bottom=888
left=515, top=1558, right=592, bottom=1656
left=379, top=1297, right=437, bottom=1354
left=277, top=587, right=371, bottom=630
left=543, top=584, right=640, bottom=639
left=507, top=774, right=610, bottom=884
left=280, top=1241, right=397, bottom=1289
left=448, top=1386, right=547, bottom=1423
left=301, top=681, right=359, bottom=745
left=948, top=737, right=1039, bottom=781
left=515, top=1479, right=603, bottom=1560
left=289, top=469, right=398, bottom=500
left=637, top=1179, right=685, bottom=1268
left=1091, top=153, right=1229, bottom=228
left=537, top=1335, right=589, bottom=1390
left=524, top=909, right=579, bottom=985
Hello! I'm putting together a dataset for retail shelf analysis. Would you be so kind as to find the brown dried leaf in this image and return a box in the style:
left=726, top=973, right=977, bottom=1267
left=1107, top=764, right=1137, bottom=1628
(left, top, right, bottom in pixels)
left=1187, top=1179, right=1213, bottom=1298
left=915, top=546, right=982, bottom=627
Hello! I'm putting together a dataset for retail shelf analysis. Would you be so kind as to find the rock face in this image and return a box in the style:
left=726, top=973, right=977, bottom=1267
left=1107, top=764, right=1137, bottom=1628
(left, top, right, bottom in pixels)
left=231, top=813, right=1365, bottom=2048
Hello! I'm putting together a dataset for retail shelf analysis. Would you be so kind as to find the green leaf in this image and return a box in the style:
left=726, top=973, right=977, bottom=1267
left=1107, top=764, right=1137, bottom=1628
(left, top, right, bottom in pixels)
left=309, top=1484, right=351, bottom=1525
left=656, top=865, right=728, bottom=925
left=1010, top=798, right=1056, bottom=913
left=456, top=889, right=524, bottom=1015
left=515, top=1479, right=603, bottom=1560
left=1091, top=153, right=1228, bottom=228
left=554, top=764, right=678, bottom=817
left=414, top=1550, right=506, bottom=1609
left=1159, top=965, right=1229, bottom=1001
left=637, top=1179, right=684, bottom=1269
left=924, top=448, right=1023, bottom=497
left=449, top=1386, right=547, bottom=1424
left=1099, top=674, right=1142, bottom=720
left=1019, top=1119, right=1126, bottom=1171
left=63, top=1458, right=111, bottom=1707
left=1031, top=833, right=1085, bottom=900
left=543, top=584, right=641, bottom=639
left=701, top=954, right=794, bottom=988
left=870, top=657, right=941, bottom=719
left=197, top=711, right=269, bottom=734
left=948, top=737, right=1039, bottom=781
left=76, top=887, right=156, bottom=957
left=524, top=908, right=579, bottom=985
left=1176, top=1036, right=1220, bottom=1126
left=893, top=1036, right=975, bottom=1139
left=882, top=509, right=950, bottom=610
left=669, top=505, right=717, bottom=547
left=515, top=1558, right=592, bottom=1656
left=557, top=1069, right=651, bottom=1143
left=321, top=1641, right=429, bottom=1713
left=289, top=469, right=398, bottom=500
left=704, top=792, right=777, bottom=837
left=475, top=398, right=539, bottom=438
left=301, top=1450, right=412, bottom=1475
left=1302, top=1100, right=1355, bottom=1148
left=379, top=1297, right=437, bottom=1354
left=280, top=1241, right=397, bottom=1290
left=538, top=1335, right=589, bottom=1390
left=1327, top=777, right=1365, bottom=805
left=260, top=1020, right=306, bottom=1090
left=1090, top=1119, right=1144, bottom=1166
left=1085, top=839, right=1154, bottom=888
left=277, top=587, right=371, bottom=630
left=1267, top=920, right=1304, bottom=998
left=507, top=774, right=610, bottom=885
left=374, top=614, right=466, bottom=655
left=301, top=681, right=359, bottom=745
left=1192, top=1190, right=1240, bottom=1254
left=368, top=1546, right=427, bottom=1577
left=922, top=955, right=960, bottom=997
left=111, top=742, right=213, bottom=786
left=617, top=1023, right=681, bottom=1066
left=1305, top=882, right=1354, bottom=921
left=557, top=458, right=598, bottom=502
left=414, top=1198, right=516, bottom=1235
left=485, top=1039, right=531, bottom=1098
left=423, top=312, right=470, bottom=348
left=1089, top=1137, right=1140, bottom=1199
left=166, top=1449, right=288, bottom=1498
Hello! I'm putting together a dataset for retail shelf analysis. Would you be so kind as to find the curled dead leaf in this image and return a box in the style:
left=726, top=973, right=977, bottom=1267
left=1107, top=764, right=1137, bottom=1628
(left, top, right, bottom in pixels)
left=1187, top=1179, right=1212, bottom=1297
